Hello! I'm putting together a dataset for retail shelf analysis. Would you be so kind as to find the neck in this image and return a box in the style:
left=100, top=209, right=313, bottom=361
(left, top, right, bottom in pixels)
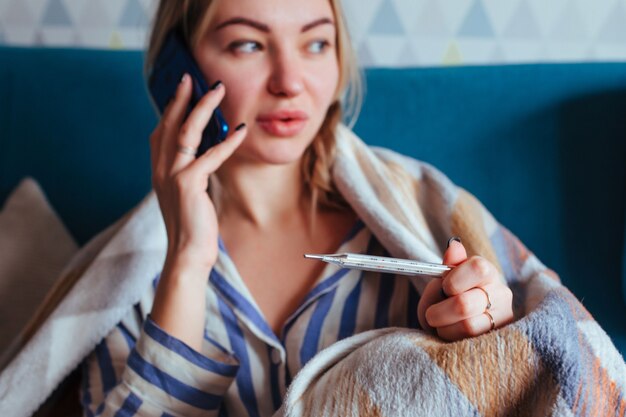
left=212, top=158, right=311, bottom=230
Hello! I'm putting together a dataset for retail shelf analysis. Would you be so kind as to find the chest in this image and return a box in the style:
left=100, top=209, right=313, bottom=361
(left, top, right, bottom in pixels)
left=220, top=210, right=356, bottom=334
left=202, top=266, right=416, bottom=417
left=234, top=241, right=325, bottom=331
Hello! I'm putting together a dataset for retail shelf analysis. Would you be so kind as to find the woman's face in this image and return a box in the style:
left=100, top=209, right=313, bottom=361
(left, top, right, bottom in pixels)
left=193, top=0, right=340, bottom=166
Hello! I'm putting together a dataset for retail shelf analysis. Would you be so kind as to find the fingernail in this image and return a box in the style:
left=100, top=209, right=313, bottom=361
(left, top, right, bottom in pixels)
left=180, top=73, right=189, bottom=83
left=235, top=123, right=246, bottom=131
left=440, top=287, right=448, bottom=299
left=447, top=236, right=461, bottom=248
left=210, top=80, right=223, bottom=90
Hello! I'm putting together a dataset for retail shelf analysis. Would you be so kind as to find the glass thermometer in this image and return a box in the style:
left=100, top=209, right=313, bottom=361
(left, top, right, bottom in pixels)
left=304, top=253, right=452, bottom=277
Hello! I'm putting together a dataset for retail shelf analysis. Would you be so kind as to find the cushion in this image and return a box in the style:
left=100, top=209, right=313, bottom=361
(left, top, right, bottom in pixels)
left=0, top=178, right=78, bottom=368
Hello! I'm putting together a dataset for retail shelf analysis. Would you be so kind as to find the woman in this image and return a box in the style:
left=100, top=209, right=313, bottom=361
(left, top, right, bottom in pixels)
left=81, top=0, right=513, bottom=415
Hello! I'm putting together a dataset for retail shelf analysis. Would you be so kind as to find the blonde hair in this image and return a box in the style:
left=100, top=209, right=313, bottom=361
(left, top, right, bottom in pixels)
left=145, top=0, right=363, bottom=213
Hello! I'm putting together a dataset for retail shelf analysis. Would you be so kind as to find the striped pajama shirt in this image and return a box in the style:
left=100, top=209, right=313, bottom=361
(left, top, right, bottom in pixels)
left=80, top=220, right=422, bottom=417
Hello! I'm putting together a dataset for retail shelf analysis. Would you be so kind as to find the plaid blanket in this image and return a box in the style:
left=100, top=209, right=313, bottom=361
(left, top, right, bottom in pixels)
left=1, top=125, right=624, bottom=416
left=280, top=308, right=625, bottom=416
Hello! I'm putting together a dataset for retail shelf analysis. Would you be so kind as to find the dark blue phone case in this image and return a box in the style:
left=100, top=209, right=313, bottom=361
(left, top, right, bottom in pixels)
left=148, top=30, right=229, bottom=157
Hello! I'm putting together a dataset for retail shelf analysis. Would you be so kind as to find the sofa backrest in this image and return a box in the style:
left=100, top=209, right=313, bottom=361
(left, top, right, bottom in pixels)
left=0, top=47, right=156, bottom=244
left=1, top=47, right=624, bottom=351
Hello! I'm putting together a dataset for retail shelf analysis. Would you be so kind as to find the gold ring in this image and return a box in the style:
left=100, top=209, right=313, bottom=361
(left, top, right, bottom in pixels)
left=484, top=310, right=495, bottom=331
left=475, top=286, right=492, bottom=310
left=177, top=145, right=197, bottom=156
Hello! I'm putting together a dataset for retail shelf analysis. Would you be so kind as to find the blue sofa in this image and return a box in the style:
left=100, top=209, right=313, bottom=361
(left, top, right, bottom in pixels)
left=1, top=47, right=625, bottom=361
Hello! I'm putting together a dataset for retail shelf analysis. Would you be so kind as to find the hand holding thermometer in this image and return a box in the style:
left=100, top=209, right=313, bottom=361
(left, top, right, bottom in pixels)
left=304, top=253, right=452, bottom=277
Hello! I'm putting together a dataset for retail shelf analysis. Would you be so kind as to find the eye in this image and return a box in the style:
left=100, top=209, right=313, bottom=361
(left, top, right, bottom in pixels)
left=307, top=40, right=331, bottom=54
left=229, top=40, right=262, bottom=54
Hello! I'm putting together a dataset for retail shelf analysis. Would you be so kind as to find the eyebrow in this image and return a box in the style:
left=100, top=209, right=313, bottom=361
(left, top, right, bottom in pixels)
left=215, top=17, right=335, bottom=33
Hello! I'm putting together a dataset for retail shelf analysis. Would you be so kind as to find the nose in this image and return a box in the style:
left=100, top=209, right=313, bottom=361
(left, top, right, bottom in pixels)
left=267, top=50, right=304, bottom=98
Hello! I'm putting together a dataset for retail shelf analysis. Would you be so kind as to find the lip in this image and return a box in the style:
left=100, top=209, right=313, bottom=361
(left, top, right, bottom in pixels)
left=256, top=110, right=309, bottom=137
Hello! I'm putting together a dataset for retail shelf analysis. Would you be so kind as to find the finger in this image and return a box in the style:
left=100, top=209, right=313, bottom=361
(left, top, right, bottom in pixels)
left=153, top=74, right=193, bottom=183
left=177, top=81, right=225, bottom=149
left=442, top=237, right=467, bottom=266
left=442, top=256, right=497, bottom=297
left=436, top=312, right=496, bottom=342
left=440, top=237, right=468, bottom=298
left=190, top=123, right=248, bottom=175
left=170, top=82, right=226, bottom=173
left=417, top=278, right=446, bottom=333
left=160, top=74, right=193, bottom=159
left=425, top=285, right=496, bottom=328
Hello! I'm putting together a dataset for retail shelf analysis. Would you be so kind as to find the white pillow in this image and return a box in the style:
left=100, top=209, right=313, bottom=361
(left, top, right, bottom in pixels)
left=0, top=178, right=78, bottom=366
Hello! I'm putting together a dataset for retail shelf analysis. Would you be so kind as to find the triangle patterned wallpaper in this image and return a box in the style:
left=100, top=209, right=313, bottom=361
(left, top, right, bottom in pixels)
left=0, top=0, right=625, bottom=66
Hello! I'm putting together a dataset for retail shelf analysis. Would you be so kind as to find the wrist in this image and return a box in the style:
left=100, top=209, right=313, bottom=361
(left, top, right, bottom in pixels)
left=164, top=248, right=215, bottom=278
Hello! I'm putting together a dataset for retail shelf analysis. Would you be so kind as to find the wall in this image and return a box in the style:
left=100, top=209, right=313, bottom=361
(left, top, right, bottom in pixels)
left=1, top=0, right=625, bottom=66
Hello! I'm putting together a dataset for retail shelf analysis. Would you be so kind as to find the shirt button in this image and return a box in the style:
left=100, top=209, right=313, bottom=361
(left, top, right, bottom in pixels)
left=271, top=348, right=282, bottom=365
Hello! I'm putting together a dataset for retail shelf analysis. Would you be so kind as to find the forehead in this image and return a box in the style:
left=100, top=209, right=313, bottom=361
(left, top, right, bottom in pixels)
left=209, top=0, right=335, bottom=30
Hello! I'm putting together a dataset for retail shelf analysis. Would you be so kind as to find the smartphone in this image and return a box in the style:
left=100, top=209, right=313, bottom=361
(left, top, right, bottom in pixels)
left=148, top=30, right=229, bottom=157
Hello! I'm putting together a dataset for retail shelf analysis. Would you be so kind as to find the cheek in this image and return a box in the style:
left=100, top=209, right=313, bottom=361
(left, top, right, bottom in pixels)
left=310, top=65, right=340, bottom=109
left=217, top=75, right=262, bottom=126
left=194, top=52, right=262, bottom=125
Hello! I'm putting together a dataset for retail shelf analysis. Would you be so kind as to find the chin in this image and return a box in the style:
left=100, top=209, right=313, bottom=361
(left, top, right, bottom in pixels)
left=252, top=143, right=309, bottom=165
left=241, top=130, right=316, bottom=165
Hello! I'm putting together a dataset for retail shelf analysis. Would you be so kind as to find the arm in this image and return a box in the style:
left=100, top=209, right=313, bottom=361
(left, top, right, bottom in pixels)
left=81, top=312, right=239, bottom=417
left=81, top=74, right=247, bottom=416
left=149, top=75, right=247, bottom=351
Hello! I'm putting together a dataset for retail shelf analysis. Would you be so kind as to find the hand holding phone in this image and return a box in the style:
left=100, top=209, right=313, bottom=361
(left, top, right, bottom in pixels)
left=146, top=27, right=249, bottom=352
left=146, top=29, right=247, bottom=264
left=148, top=30, right=229, bottom=157
left=148, top=59, right=248, bottom=264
